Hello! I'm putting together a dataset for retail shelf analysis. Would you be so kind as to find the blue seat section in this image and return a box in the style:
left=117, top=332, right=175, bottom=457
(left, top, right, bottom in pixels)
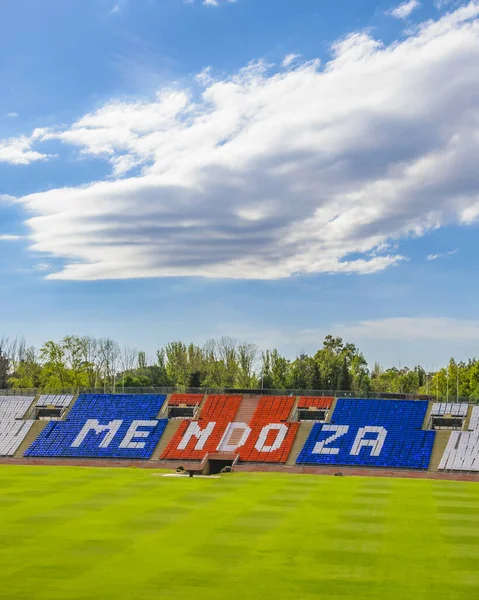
left=297, top=399, right=435, bottom=469
left=25, top=394, right=167, bottom=459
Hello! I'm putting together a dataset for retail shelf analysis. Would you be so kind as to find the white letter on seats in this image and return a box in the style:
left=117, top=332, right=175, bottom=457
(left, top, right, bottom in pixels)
left=178, top=421, right=216, bottom=450
left=119, top=420, right=158, bottom=449
left=255, top=424, right=288, bottom=452
left=217, top=422, right=251, bottom=452
left=313, top=425, right=349, bottom=455
left=350, top=426, right=387, bottom=457
left=71, top=419, right=123, bottom=448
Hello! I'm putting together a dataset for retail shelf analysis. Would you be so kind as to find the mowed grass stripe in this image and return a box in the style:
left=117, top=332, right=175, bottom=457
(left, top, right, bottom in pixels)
left=0, top=467, right=479, bottom=599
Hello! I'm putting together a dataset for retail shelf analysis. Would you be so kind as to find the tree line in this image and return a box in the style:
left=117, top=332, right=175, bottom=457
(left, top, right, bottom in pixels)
left=0, top=334, right=478, bottom=399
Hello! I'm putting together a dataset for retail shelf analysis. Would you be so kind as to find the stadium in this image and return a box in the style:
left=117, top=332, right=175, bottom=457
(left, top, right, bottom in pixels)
left=3, top=0, right=479, bottom=598
left=1, top=391, right=479, bottom=598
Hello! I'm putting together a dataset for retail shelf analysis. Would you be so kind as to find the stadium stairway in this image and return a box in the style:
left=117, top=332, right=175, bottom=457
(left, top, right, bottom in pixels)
left=151, top=420, right=182, bottom=460
left=422, top=401, right=434, bottom=429
left=25, top=396, right=39, bottom=419
left=286, top=421, right=314, bottom=466
left=325, top=397, right=338, bottom=422
left=463, top=405, right=474, bottom=431
left=56, top=394, right=78, bottom=417
left=220, top=396, right=262, bottom=448
left=234, top=396, right=261, bottom=423
left=428, top=430, right=453, bottom=471
left=13, top=421, right=48, bottom=458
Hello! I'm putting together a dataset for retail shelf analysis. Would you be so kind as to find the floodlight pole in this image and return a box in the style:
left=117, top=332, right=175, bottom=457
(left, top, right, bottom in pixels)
left=457, top=363, right=459, bottom=402
left=446, top=364, right=449, bottom=402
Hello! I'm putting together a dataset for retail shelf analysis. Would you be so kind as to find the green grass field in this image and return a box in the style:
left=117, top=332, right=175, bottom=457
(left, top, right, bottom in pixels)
left=1, top=466, right=478, bottom=600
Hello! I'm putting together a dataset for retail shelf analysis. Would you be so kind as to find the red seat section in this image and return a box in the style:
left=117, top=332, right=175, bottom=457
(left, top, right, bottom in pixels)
left=168, top=394, right=204, bottom=406
left=238, top=422, right=299, bottom=463
left=160, top=395, right=242, bottom=460
left=161, top=395, right=298, bottom=463
left=199, top=395, right=242, bottom=421
left=297, top=396, right=334, bottom=409
left=251, top=396, right=295, bottom=423
left=237, top=396, right=298, bottom=463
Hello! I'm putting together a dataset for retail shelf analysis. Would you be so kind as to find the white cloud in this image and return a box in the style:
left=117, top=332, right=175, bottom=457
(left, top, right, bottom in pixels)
left=7, top=112, right=18, bottom=118
left=282, top=53, right=301, bottom=68
left=435, top=0, right=454, bottom=9
left=34, top=263, right=52, bottom=272
left=0, top=234, right=22, bottom=241
left=389, top=0, right=421, bottom=19
left=12, top=2, right=479, bottom=281
left=426, top=249, right=458, bottom=260
left=199, top=0, right=237, bottom=6
left=0, top=130, right=49, bottom=165
left=338, top=317, right=479, bottom=341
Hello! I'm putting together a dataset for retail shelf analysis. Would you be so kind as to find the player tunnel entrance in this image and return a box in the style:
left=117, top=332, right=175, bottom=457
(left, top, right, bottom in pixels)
left=204, top=452, right=238, bottom=475
left=208, top=458, right=234, bottom=474
left=185, top=453, right=238, bottom=477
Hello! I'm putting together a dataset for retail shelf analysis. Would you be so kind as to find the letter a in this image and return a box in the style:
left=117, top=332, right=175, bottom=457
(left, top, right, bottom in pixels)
left=350, top=426, right=387, bottom=457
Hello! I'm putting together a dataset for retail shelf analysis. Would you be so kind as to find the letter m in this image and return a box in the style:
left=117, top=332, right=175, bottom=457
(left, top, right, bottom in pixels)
left=178, top=421, right=216, bottom=451
left=71, top=419, right=123, bottom=448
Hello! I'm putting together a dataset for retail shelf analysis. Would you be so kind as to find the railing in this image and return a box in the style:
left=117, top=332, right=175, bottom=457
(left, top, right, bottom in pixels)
left=0, top=387, right=476, bottom=403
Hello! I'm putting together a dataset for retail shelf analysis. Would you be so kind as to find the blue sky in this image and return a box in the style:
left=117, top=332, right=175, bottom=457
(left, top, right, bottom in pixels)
left=1, top=0, right=479, bottom=367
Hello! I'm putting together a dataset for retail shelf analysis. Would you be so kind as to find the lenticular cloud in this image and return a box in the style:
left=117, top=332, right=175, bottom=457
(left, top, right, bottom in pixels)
left=14, top=3, right=479, bottom=280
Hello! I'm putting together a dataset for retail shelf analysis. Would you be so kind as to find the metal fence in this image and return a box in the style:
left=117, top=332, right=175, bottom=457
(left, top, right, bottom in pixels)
left=0, top=387, right=476, bottom=403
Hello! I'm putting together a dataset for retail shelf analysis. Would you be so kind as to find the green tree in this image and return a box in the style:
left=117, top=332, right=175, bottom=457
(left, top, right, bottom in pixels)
left=39, top=340, right=70, bottom=391
left=260, top=350, right=273, bottom=389
left=62, top=335, right=90, bottom=389
left=287, top=354, right=316, bottom=390
left=165, top=341, right=190, bottom=388
left=236, top=342, right=258, bottom=388
left=9, top=346, right=41, bottom=389
left=154, top=349, right=171, bottom=386
left=270, top=350, right=290, bottom=389
left=336, top=356, right=351, bottom=391
left=0, top=349, right=9, bottom=389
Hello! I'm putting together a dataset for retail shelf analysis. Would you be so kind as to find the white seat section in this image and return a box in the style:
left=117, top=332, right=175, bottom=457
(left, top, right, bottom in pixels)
left=438, top=406, right=479, bottom=471
left=469, top=406, right=479, bottom=432
left=453, top=403, right=467, bottom=416
left=0, top=420, right=35, bottom=456
left=431, top=402, right=468, bottom=417
left=0, top=396, right=35, bottom=419
left=0, top=397, right=36, bottom=456
left=36, top=394, right=74, bottom=408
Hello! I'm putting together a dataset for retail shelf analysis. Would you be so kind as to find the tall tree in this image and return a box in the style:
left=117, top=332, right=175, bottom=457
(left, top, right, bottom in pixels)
left=287, top=354, right=315, bottom=390
left=62, top=336, right=89, bottom=389
left=119, top=346, right=138, bottom=393
left=217, top=336, right=238, bottom=388
left=164, top=341, right=189, bottom=388
left=0, top=338, right=9, bottom=389
left=81, top=336, right=102, bottom=388
left=9, top=346, right=41, bottom=389
left=236, top=342, right=258, bottom=388
left=39, top=340, right=69, bottom=391
left=98, top=338, right=120, bottom=392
